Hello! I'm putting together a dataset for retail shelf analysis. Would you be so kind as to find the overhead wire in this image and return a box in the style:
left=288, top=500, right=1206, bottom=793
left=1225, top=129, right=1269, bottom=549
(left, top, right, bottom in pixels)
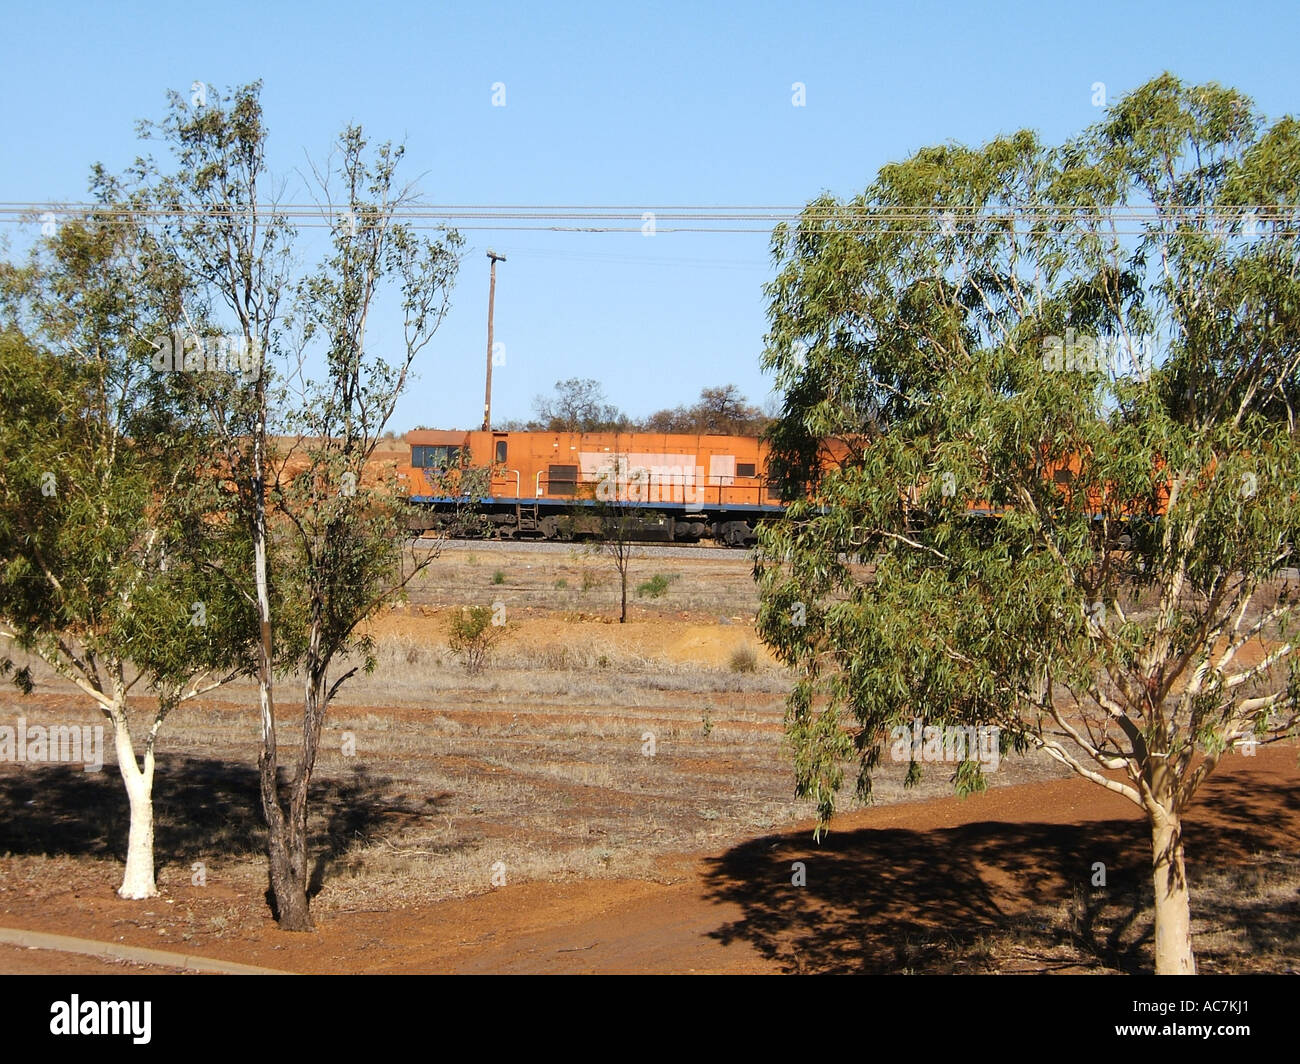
left=0, top=200, right=1294, bottom=238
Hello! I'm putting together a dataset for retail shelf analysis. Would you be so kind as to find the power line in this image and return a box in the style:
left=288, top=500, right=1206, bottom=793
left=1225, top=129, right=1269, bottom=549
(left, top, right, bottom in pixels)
left=2, top=202, right=1295, bottom=221
left=2, top=202, right=1294, bottom=240
left=4, top=201, right=1295, bottom=211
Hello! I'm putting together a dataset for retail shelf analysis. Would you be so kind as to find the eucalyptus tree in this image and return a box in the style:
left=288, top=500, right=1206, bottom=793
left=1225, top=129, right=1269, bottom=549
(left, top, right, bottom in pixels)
left=140, top=84, right=462, bottom=929
left=755, top=74, right=1300, bottom=974
left=135, top=81, right=301, bottom=920
left=0, top=204, right=250, bottom=899
left=268, top=127, right=462, bottom=929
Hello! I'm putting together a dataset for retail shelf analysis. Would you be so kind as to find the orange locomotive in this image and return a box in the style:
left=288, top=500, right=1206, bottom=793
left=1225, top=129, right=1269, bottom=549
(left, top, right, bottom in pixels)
left=393, top=430, right=1162, bottom=546
left=399, top=429, right=788, bottom=545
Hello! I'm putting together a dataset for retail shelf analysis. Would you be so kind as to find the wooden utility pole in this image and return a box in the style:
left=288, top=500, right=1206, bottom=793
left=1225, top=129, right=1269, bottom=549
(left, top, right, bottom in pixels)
left=482, top=249, right=506, bottom=431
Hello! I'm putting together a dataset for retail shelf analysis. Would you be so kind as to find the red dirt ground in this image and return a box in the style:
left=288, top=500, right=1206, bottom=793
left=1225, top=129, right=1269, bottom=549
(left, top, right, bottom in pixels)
left=2, top=743, right=1295, bottom=974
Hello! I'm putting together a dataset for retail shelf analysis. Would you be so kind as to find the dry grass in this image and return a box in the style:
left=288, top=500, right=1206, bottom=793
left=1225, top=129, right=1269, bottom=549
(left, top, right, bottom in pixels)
left=0, top=619, right=1075, bottom=920
left=402, top=545, right=761, bottom=620
left=18, top=547, right=1291, bottom=961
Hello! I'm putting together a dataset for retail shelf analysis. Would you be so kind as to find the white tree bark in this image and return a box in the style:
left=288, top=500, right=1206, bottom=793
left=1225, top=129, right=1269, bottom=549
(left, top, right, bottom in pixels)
left=1151, top=807, right=1196, bottom=975
left=111, top=709, right=157, bottom=900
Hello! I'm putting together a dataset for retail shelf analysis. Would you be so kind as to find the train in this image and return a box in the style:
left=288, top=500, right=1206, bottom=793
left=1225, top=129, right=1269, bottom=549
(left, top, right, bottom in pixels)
left=396, top=428, right=791, bottom=545
left=389, top=428, right=1177, bottom=548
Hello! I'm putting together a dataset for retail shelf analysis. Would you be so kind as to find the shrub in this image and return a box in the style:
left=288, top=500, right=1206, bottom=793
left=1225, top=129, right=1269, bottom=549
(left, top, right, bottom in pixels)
left=728, top=645, right=758, bottom=673
left=448, top=606, right=505, bottom=674
left=636, top=573, right=675, bottom=598
left=491, top=569, right=506, bottom=585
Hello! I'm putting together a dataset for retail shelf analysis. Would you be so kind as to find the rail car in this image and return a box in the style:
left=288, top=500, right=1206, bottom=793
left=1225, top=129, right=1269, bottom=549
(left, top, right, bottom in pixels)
left=398, top=429, right=793, bottom=545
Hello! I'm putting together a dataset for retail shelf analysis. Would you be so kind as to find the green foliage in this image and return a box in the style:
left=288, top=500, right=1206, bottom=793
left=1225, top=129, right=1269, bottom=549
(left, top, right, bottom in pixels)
left=492, top=569, right=506, bottom=585
left=636, top=573, right=675, bottom=598
left=0, top=214, right=254, bottom=700
left=756, top=74, right=1300, bottom=832
left=951, top=758, right=989, bottom=798
left=0, top=658, right=33, bottom=696
left=447, top=605, right=505, bottom=674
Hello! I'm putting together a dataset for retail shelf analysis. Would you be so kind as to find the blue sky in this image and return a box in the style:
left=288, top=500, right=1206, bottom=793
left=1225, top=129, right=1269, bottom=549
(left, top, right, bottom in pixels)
left=2, top=0, right=1297, bottom=432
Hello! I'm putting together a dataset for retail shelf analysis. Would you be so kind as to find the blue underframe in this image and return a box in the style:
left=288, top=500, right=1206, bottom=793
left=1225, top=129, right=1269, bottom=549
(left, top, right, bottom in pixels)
left=407, top=495, right=787, bottom=514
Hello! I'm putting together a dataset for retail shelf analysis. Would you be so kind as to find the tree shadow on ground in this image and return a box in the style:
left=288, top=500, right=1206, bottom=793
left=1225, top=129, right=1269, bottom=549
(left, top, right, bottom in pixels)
left=701, top=774, right=1300, bottom=974
left=0, top=754, right=451, bottom=898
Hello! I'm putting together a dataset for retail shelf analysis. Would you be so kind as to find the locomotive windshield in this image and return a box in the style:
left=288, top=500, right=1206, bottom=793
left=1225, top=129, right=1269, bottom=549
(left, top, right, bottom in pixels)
left=411, top=444, right=462, bottom=468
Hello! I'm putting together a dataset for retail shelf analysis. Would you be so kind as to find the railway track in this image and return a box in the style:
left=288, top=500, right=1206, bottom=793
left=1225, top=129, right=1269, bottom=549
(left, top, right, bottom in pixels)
left=407, top=537, right=753, bottom=560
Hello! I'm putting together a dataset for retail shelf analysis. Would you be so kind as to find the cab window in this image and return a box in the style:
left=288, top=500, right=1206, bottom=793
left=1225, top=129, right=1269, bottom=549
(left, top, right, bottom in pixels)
left=412, top=445, right=461, bottom=468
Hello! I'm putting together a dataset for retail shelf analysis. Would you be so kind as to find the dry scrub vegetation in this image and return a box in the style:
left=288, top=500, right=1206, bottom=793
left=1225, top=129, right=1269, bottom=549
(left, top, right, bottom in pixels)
left=0, top=546, right=1080, bottom=925
left=3, top=546, right=1292, bottom=975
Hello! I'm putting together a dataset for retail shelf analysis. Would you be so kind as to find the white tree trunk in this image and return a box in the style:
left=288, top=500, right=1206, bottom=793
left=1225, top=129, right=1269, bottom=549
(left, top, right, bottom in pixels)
left=113, top=718, right=158, bottom=900
left=1151, top=809, right=1196, bottom=974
